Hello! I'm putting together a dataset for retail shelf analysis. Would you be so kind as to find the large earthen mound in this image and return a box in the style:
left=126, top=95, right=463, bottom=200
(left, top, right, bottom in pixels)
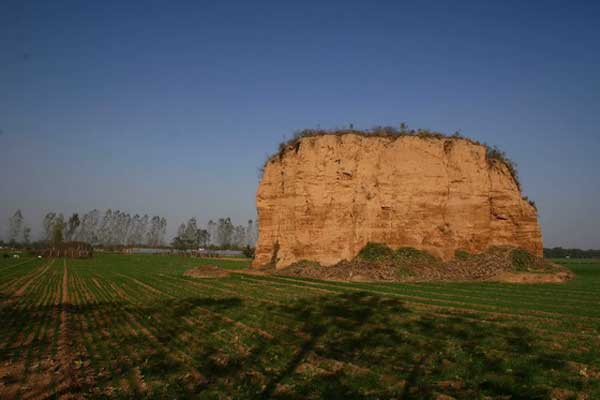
left=253, top=131, right=543, bottom=270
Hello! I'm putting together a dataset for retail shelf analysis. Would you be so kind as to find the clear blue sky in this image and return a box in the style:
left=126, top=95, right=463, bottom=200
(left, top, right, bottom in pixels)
left=1, top=0, right=599, bottom=248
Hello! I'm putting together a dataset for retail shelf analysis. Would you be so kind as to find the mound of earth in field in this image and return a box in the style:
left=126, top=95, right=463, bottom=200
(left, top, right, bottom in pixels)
left=184, top=265, right=231, bottom=279
left=253, top=129, right=543, bottom=270
left=275, top=244, right=572, bottom=283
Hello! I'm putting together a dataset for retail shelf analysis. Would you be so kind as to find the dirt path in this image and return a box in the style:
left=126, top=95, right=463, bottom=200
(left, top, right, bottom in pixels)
left=54, top=260, right=77, bottom=398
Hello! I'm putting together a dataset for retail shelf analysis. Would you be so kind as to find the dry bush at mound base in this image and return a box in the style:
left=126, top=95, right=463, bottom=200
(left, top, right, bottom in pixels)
left=276, top=244, right=572, bottom=283
left=253, top=131, right=543, bottom=269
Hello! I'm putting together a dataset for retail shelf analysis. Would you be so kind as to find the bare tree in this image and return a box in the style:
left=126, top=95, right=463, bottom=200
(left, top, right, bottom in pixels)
left=66, top=213, right=81, bottom=241
left=159, top=217, right=167, bottom=245
left=100, top=209, right=113, bottom=245
left=176, top=223, right=186, bottom=239
left=115, top=211, right=131, bottom=245
left=54, top=214, right=66, bottom=242
left=246, top=219, right=255, bottom=246
left=174, top=218, right=209, bottom=249
left=217, top=217, right=234, bottom=248
left=78, top=209, right=100, bottom=244
left=128, top=214, right=142, bottom=245
left=52, top=221, right=64, bottom=246
left=232, top=225, right=246, bottom=248
left=138, top=214, right=149, bottom=244
left=8, top=210, right=24, bottom=244
left=198, top=229, right=209, bottom=247
left=207, top=220, right=217, bottom=246
left=184, top=218, right=200, bottom=248
left=42, top=212, right=57, bottom=241
left=146, top=216, right=165, bottom=247
left=23, top=226, right=31, bottom=244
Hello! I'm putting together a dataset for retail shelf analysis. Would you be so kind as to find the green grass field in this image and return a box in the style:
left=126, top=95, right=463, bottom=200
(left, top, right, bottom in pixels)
left=1, top=254, right=599, bottom=399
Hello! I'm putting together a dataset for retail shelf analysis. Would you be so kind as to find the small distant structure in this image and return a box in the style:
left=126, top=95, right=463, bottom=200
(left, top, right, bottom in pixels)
left=35, top=242, right=94, bottom=258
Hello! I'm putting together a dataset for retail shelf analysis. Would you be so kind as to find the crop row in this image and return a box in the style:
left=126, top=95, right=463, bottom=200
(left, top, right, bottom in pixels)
left=0, top=255, right=599, bottom=398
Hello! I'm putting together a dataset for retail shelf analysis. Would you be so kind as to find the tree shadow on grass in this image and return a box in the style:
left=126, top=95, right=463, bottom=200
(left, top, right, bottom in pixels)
left=0, top=296, right=246, bottom=399
left=1, top=291, right=597, bottom=399
left=255, top=292, right=589, bottom=400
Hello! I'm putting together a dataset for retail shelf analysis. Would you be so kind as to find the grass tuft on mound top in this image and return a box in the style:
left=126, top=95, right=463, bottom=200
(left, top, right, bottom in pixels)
left=263, top=125, right=525, bottom=191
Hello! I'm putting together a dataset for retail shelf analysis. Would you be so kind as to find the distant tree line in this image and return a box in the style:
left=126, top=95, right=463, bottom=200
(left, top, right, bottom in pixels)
left=41, top=210, right=168, bottom=247
left=544, top=247, right=600, bottom=259
left=172, top=217, right=256, bottom=250
left=3, top=209, right=256, bottom=250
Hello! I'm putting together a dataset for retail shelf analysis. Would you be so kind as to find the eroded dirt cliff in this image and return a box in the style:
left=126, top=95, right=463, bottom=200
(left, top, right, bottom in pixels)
left=253, top=133, right=542, bottom=269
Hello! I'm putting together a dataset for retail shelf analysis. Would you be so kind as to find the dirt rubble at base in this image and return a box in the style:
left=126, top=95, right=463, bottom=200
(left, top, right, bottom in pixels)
left=269, top=247, right=574, bottom=284
left=182, top=247, right=574, bottom=284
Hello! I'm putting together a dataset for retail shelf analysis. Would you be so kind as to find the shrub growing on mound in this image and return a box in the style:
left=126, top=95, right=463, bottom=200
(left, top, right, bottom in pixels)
left=395, top=247, right=437, bottom=262
left=511, top=249, right=536, bottom=271
left=455, top=249, right=471, bottom=260
left=485, top=145, right=521, bottom=190
left=357, top=242, right=395, bottom=261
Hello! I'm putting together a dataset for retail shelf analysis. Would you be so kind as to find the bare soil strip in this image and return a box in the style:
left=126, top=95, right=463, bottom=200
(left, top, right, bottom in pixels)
left=3, top=260, right=53, bottom=298
left=53, top=260, right=77, bottom=398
